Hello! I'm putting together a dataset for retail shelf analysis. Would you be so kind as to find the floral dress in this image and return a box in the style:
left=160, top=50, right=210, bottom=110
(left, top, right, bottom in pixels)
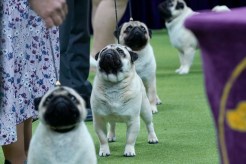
left=0, top=0, right=60, bottom=145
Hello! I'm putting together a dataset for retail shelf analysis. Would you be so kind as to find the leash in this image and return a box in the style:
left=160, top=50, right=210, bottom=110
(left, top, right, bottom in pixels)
left=114, top=0, right=134, bottom=42
left=48, top=29, right=61, bottom=86
left=128, top=0, right=133, bottom=21
left=114, top=0, right=120, bottom=44
left=33, top=29, right=61, bottom=112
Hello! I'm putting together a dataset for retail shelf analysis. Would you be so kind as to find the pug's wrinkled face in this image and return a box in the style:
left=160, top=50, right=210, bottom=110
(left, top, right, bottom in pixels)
left=95, top=44, right=138, bottom=82
left=38, top=86, right=87, bottom=131
left=115, top=21, right=152, bottom=51
left=158, top=0, right=186, bottom=22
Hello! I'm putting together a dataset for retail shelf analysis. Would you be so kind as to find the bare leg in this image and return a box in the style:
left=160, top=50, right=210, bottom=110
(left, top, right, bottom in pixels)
left=90, top=0, right=128, bottom=66
left=2, top=118, right=32, bottom=164
left=24, top=118, right=32, bottom=156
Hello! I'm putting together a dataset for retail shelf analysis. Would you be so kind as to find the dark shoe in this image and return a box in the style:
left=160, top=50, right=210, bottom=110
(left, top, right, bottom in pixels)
left=81, top=95, right=93, bottom=121
left=85, top=108, right=93, bottom=121
left=4, top=160, right=11, bottom=164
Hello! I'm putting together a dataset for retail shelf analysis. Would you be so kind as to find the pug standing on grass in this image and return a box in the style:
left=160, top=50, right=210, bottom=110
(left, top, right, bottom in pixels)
left=114, top=20, right=161, bottom=113
left=27, top=86, right=97, bottom=164
left=91, top=44, right=158, bottom=157
left=158, top=0, right=198, bottom=74
left=158, top=0, right=231, bottom=74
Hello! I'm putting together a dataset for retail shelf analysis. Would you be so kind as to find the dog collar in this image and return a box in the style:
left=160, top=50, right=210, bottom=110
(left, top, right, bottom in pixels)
left=49, top=124, right=78, bottom=133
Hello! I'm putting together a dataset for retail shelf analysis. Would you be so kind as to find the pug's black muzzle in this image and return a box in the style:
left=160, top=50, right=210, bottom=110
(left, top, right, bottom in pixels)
left=158, top=1, right=172, bottom=21
left=44, top=96, right=81, bottom=129
left=99, top=49, right=122, bottom=75
left=124, top=27, right=148, bottom=51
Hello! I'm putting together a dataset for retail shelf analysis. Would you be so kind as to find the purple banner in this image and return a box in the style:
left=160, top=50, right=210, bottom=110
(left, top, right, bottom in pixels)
left=185, top=7, right=246, bottom=164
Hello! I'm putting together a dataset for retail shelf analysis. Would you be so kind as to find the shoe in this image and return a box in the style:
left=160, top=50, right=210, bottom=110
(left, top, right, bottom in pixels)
left=85, top=108, right=93, bottom=121
left=4, top=160, right=11, bottom=164
left=81, top=95, right=93, bottom=121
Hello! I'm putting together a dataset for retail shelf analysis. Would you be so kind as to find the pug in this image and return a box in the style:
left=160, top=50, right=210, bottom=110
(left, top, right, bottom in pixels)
left=158, top=0, right=231, bottom=74
left=91, top=44, right=158, bottom=157
left=114, top=20, right=161, bottom=113
left=27, top=86, right=97, bottom=164
left=158, top=0, right=198, bottom=74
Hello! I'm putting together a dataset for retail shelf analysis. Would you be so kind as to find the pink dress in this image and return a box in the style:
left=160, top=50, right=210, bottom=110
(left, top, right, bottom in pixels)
left=0, top=0, right=60, bottom=145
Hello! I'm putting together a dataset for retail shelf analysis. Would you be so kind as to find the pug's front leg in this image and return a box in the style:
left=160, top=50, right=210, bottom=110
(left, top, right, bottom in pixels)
left=94, top=116, right=110, bottom=156
left=145, top=78, right=160, bottom=113
left=177, top=47, right=195, bottom=74
left=124, top=118, right=140, bottom=157
left=108, top=121, right=116, bottom=142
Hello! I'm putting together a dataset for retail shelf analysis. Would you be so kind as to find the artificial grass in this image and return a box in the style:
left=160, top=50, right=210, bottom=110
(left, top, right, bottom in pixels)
left=0, top=30, right=219, bottom=164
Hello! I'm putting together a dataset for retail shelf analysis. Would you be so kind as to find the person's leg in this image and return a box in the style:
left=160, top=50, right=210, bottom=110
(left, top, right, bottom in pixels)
left=68, top=0, right=92, bottom=97
left=59, top=0, right=92, bottom=120
left=24, top=118, right=32, bottom=156
left=59, top=0, right=74, bottom=87
left=91, top=0, right=101, bottom=26
left=90, top=0, right=128, bottom=58
left=2, top=123, right=26, bottom=164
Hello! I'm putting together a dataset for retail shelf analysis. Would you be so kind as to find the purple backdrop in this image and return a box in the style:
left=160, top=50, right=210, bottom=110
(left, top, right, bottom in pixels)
left=120, top=0, right=246, bottom=29
left=185, top=7, right=246, bottom=164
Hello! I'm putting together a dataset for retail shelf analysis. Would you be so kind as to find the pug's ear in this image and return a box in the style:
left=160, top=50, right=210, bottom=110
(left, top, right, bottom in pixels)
left=176, top=1, right=185, bottom=10
left=95, top=52, right=100, bottom=61
left=113, top=25, right=123, bottom=39
left=34, top=96, right=43, bottom=111
left=148, top=28, right=152, bottom=38
left=80, top=99, right=88, bottom=121
left=129, top=51, right=138, bottom=63
left=113, top=30, right=120, bottom=39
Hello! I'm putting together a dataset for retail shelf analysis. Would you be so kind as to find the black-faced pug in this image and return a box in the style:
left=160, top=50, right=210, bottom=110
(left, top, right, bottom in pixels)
left=115, top=20, right=161, bottom=113
left=158, top=0, right=230, bottom=74
left=28, top=86, right=97, bottom=164
left=158, top=0, right=198, bottom=74
left=91, top=44, right=158, bottom=157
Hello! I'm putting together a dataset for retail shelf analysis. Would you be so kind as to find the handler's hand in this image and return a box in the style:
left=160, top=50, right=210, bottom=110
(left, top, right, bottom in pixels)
left=29, top=0, right=68, bottom=28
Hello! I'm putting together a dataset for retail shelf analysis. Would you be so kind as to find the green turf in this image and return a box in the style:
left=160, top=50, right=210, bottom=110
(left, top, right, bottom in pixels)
left=0, top=30, right=220, bottom=164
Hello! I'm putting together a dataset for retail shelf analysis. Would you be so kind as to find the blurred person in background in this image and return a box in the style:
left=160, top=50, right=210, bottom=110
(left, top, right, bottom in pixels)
left=59, top=0, right=93, bottom=121
left=90, top=0, right=129, bottom=68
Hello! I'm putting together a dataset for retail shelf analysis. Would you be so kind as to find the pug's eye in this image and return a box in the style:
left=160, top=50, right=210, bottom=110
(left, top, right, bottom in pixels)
left=116, top=48, right=123, bottom=53
left=43, top=94, right=54, bottom=106
left=68, top=94, right=79, bottom=104
left=101, top=47, right=107, bottom=53
left=168, top=0, right=173, bottom=7
left=116, top=48, right=126, bottom=57
left=124, top=25, right=133, bottom=33
left=140, top=26, right=147, bottom=33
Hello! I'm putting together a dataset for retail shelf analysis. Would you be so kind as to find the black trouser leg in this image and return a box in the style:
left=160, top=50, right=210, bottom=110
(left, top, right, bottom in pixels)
left=59, top=0, right=92, bottom=109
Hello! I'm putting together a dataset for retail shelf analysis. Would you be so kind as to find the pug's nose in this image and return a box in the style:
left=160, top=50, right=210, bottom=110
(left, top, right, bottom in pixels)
left=132, top=27, right=142, bottom=34
left=101, top=49, right=116, bottom=59
left=44, top=96, right=80, bottom=127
